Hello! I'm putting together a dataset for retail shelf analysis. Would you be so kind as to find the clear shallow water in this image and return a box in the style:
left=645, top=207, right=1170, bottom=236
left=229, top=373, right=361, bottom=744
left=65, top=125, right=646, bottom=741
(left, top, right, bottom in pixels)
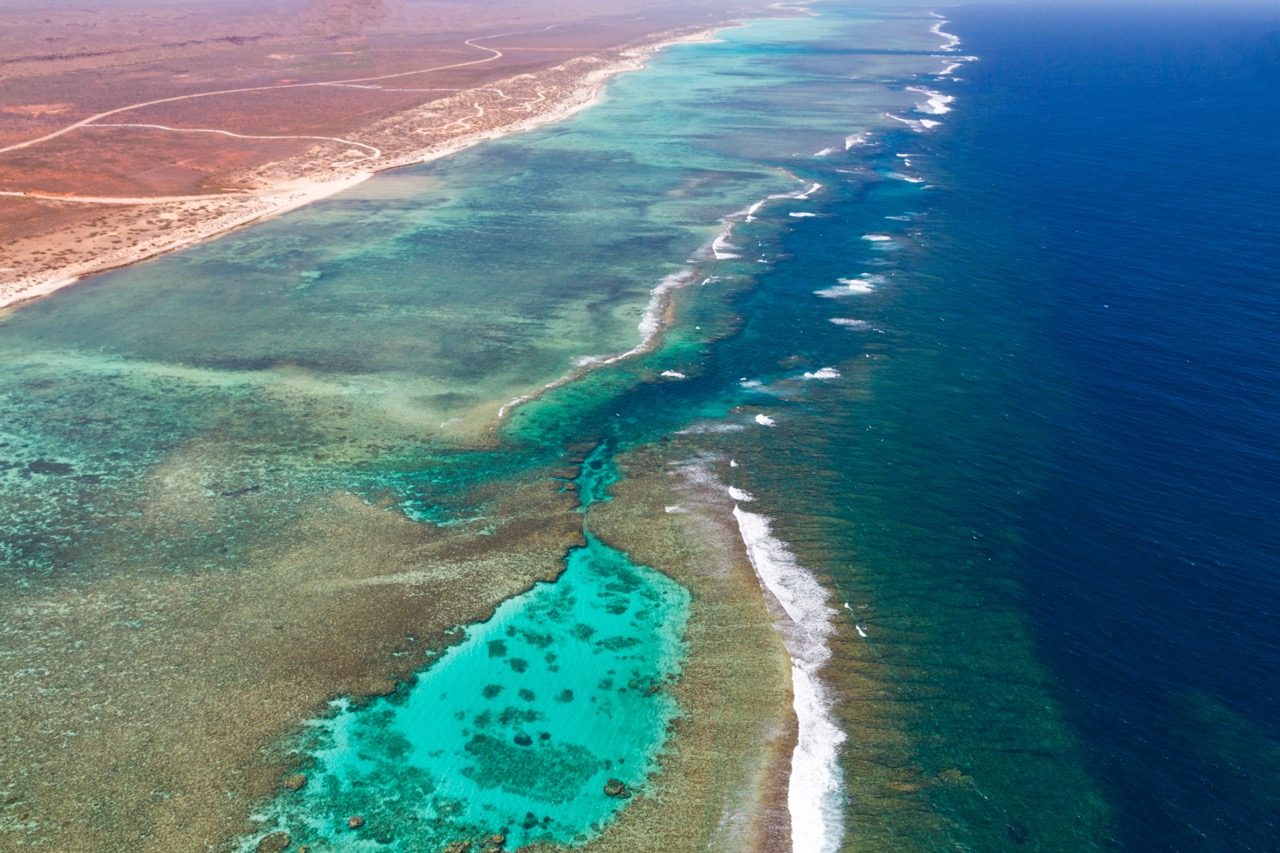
left=257, top=447, right=689, bottom=850
left=0, top=4, right=929, bottom=580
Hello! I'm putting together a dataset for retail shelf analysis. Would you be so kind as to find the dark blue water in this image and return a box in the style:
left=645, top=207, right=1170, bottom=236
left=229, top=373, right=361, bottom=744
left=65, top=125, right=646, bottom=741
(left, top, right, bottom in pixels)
left=501, top=5, right=1280, bottom=847
left=945, top=4, right=1280, bottom=849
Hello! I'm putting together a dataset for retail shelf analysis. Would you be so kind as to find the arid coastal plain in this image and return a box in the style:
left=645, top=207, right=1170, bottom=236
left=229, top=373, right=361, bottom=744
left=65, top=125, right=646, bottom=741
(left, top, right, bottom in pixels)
left=0, top=0, right=776, bottom=309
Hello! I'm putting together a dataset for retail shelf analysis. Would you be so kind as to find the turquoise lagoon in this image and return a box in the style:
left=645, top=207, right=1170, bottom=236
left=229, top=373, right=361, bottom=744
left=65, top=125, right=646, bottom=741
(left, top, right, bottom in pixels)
left=255, top=448, right=690, bottom=850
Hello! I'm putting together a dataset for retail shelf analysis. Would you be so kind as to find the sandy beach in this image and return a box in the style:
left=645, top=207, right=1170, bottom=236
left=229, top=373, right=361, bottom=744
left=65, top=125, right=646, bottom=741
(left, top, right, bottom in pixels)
left=0, top=25, right=737, bottom=311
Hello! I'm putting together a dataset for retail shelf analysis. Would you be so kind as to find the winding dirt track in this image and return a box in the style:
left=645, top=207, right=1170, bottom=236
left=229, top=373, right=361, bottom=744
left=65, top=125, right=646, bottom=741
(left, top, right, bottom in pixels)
left=0, top=25, right=559, bottom=168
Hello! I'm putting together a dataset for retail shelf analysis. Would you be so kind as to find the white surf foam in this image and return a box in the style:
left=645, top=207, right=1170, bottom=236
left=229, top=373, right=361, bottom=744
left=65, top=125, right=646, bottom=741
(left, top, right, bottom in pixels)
left=639, top=270, right=696, bottom=342
left=801, top=367, right=841, bottom=380
left=830, top=318, right=872, bottom=331
left=906, top=85, right=954, bottom=115
left=930, top=14, right=962, bottom=51
left=861, top=234, right=893, bottom=242
left=795, top=182, right=823, bottom=201
left=815, top=273, right=883, bottom=299
left=887, top=113, right=940, bottom=133
left=937, top=54, right=980, bottom=79
left=790, top=211, right=818, bottom=218
left=660, top=370, right=687, bottom=379
left=887, top=113, right=922, bottom=131
left=746, top=177, right=824, bottom=223
left=754, top=413, right=777, bottom=427
left=844, top=132, right=870, bottom=149
left=937, top=55, right=980, bottom=76
left=813, top=146, right=837, bottom=157
left=731, top=505, right=845, bottom=853
left=727, top=486, right=756, bottom=502
left=712, top=226, right=742, bottom=260
left=886, top=172, right=925, bottom=184
left=497, top=269, right=697, bottom=419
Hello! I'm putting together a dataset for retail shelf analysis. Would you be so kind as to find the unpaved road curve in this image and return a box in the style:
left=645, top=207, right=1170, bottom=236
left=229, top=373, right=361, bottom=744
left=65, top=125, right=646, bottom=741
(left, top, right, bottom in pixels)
left=0, top=25, right=559, bottom=157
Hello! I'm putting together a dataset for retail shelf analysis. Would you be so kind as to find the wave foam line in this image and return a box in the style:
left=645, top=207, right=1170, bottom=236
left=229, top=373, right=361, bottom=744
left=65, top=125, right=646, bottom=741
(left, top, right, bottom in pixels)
left=795, top=181, right=823, bottom=200
left=732, top=505, right=845, bottom=853
left=496, top=269, right=697, bottom=418
left=929, top=12, right=962, bottom=51
left=743, top=174, right=824, bottom=223
left=906, top=85, right=954, bottom=115
left=815, top=272, right=884, bottom=299
left=937, top=56, right=978, bottom=77
left=712, top=225, right=742, bottom=260
left=886, top=113, right=941, bottom=132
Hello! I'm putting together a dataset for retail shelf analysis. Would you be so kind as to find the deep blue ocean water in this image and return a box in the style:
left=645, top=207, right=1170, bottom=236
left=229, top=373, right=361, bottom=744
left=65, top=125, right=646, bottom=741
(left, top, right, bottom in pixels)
left=945, top=4, right=1280, bottom=848
left=568, top=2, right=1280, bottom=846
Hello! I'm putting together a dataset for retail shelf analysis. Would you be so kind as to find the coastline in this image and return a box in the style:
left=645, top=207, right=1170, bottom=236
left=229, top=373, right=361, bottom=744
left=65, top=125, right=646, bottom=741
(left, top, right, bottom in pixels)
left=0, top=25, right=741, bottom=313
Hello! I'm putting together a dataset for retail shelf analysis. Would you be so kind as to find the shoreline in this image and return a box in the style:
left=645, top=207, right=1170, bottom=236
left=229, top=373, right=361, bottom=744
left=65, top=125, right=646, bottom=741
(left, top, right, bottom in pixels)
left=0, top=24, right=742, bottom=313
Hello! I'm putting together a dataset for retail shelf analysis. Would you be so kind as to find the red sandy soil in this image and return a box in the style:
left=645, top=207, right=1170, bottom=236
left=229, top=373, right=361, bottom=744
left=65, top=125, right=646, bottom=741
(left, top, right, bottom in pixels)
left=0, top=0, right=775, bottom=305
left=0, top=2, right=749, bottom=193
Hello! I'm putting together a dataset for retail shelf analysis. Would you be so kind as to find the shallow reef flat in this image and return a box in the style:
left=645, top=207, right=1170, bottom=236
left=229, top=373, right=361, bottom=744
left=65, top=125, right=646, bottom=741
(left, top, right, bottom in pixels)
left=0, top=465, right=586, bottom=849
left=579, top=444, right=796, bottom=853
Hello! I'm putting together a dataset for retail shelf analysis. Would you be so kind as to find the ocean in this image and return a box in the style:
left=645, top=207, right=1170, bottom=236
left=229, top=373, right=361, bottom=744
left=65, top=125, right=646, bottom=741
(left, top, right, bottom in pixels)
left=1, top=1, right=1278, bottom=850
